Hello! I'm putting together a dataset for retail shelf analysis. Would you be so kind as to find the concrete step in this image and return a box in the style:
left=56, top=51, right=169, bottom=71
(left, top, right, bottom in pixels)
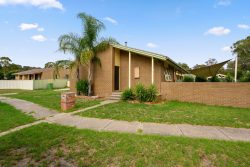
left=112, top=92, right=122, bottom=95
left=109, top=92, right=122, bottom=100
left=109, top=97, right=121, bottom=100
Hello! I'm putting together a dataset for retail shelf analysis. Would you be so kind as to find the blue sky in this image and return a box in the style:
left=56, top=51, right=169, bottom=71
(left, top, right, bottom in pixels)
left=0, top=0, right=250, bottom=68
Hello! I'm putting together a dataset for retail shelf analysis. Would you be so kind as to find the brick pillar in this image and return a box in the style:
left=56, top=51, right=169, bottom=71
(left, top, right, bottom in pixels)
left=61, top=92, right=76, bottom=111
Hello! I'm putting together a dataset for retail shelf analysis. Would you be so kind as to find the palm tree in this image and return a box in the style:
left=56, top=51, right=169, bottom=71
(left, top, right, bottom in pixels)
left=58, top=33, right=86, bottom=82
left=59, top=12, right=117, bottom=95
left=44, top=60, right=71, bottom=79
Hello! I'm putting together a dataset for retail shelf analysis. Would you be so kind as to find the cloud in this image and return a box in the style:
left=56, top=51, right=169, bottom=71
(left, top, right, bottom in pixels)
left=146, top=42, right=158, bottom=48
left=31, top=35, right=47, bottom=42
left=238, top=24, right=250, bottom=30
left=37, top=27, right=45, bottom=31
left=215, top=0, right=231, bottom=7
left=221, top=46, right=231, bottom=52
left=19, top=23, right=45, bottom=32
left=0, top=0, right=63, bottom=10
left=104, top=17, right=118, bottom=25
left=205, top=26, right=231, bottom=36
left=19, top=23, right=38, bottom=31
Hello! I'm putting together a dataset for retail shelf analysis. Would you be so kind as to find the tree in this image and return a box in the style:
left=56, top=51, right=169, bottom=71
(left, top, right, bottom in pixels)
left=178, top=63, right=190, bottom=71
left=193, top=64, right=206, bottom=69
left=231, top=36, right=250, bottom=72
left=44, top=60, right=71, bottom=79
left=0, top=57, right=12, bottom=79
left=205, top=58, right=217, bottom=66
left=59, top=12, right=118, bottom=95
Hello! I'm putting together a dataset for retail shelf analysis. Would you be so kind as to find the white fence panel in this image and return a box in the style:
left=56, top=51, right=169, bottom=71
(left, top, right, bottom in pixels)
left=0, top=80, right=34, bottom=90
left=33, top=79, right=68, bottom=89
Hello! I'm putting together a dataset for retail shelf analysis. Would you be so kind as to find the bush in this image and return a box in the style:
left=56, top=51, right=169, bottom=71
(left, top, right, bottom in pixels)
left=134, top=83, right=147, bottom=102
left=240, top=72, right=250, bottom=82
left=121, top=88, right=135, bottom=101
left=76, top=80, right=89, bottom=95
left=195, top=76, right=207, bottom=82
left=146, top=84, right=158, bottom=102
left=210, top=76, right=220, bottom=82
left=183, top=75, right=194, bottom=82
left=133, top=83, right=158, bottom=102
left=225, top=74, right=234, bottom=82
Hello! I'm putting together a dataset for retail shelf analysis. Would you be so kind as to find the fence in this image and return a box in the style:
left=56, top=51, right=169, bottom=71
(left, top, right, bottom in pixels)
left=160, top=82, right=250, bottom=108
left=0, top=79, right=68, bottom=90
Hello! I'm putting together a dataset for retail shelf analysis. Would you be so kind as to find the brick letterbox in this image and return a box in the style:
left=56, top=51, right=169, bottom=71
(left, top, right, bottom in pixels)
left=61, top=92, right=76, bottom=111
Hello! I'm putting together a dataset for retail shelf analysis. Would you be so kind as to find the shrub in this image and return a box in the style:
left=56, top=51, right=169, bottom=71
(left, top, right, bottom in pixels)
left=195, top=76, right=207, bottom=82
left=76, top=80, right=89, bottom=95
left=225, top=74, right=234, bottom=82
left=121, top=88, right=135, bottom=101
left=240, top=72, right=250, bottom=82
left=146, top=84, right=158, bottom=102
left=134, top=83, right=147, bottom=102
left=210, top=76, right=220, bottom=82
left=183, top=75, right=194, bottom=82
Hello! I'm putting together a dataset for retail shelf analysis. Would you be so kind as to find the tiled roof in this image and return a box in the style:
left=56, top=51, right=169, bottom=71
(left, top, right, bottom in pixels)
left=14, top=68, right=45, bottom=75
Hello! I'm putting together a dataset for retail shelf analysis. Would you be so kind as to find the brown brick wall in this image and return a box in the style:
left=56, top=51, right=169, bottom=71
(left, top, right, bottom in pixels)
left=120, top=50, right=162, bottom=91
left=160, top=82, right=250, bottom=108
left=69, top=66, right=88, bottom=92
left=92, top=47, right=114, bottom=97
left=41, top=68, right=70, bottom=80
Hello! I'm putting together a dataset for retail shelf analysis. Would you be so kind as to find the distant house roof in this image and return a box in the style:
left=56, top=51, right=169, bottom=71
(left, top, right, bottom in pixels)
left=14, top=68, right=46, bottom=75
left=111, top=43, right=188, bottom=73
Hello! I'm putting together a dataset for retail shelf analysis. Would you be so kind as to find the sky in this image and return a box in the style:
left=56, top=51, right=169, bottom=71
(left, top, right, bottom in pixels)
left=0, top=0, right=250, bottom=68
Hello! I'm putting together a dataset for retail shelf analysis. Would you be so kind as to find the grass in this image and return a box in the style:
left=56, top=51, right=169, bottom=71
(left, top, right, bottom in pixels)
left=0, top=102, right=36, bottom=132
left=0, top=123, right=250, bottom=166
left=3, top=89, right=101, bottom=112
left=79, top=101, right=250, bottom=128
left=0, top=89, right=26, bottom=94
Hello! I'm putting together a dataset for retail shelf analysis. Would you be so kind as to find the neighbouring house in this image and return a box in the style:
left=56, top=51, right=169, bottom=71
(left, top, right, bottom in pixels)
left=14, top=68, right=70, bottom=80
left=70, top=43, right=188, bottom=97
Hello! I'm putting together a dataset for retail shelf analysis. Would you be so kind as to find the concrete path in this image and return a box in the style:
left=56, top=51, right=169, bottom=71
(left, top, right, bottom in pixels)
left=0, top=96, right=58, bottom=119
left=0, top=120, right=47, bottom=137
left=46, top=115, right=250, bottom=142
left=1, top=96, right=250, bottom=142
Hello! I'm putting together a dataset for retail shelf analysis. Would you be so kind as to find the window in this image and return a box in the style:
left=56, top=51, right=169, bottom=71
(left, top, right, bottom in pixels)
left=164, top=69, right=172, bottom=81
left=134, top=67, right=140, bottom=79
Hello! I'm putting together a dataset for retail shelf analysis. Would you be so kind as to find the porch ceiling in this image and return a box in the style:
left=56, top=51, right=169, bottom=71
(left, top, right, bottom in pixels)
left=111, top=43, right=189, bottom=74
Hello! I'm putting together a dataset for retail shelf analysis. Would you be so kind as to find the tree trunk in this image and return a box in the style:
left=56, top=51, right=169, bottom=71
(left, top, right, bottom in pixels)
left=88, top=62, right=93, bottom=96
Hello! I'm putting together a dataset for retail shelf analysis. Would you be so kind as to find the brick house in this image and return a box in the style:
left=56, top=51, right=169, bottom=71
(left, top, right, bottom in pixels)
left=14, top=68, right=70, bottom=80
left=70, top=44, right=188, bottom=97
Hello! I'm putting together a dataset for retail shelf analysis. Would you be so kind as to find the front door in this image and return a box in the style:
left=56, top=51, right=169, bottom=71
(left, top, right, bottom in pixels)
left=114, top=66, right=120, bottom=91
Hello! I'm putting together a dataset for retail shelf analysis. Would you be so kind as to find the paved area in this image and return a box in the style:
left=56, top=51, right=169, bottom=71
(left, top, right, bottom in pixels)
left=0, top=96, right=58, bottom=119
left=0, top=120, right=47, bottom=137
left=1, top=96, right=250, bottom=142
left=47, top=115, right=250, bottom=142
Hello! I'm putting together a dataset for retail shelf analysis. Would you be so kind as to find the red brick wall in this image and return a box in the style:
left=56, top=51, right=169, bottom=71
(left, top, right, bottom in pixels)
left=160, top=82, right=250, bottom=108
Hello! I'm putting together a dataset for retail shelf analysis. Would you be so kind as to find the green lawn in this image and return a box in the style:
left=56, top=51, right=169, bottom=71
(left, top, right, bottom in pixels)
left=79, top=101, right=250, bottom=128
left=0, top=123, right=249, bottom=166
left=0, top=89, right=26, bottom=94
left=0, top=102, right=36, bottom=132
left=3, top=90, right=101, bottom=112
